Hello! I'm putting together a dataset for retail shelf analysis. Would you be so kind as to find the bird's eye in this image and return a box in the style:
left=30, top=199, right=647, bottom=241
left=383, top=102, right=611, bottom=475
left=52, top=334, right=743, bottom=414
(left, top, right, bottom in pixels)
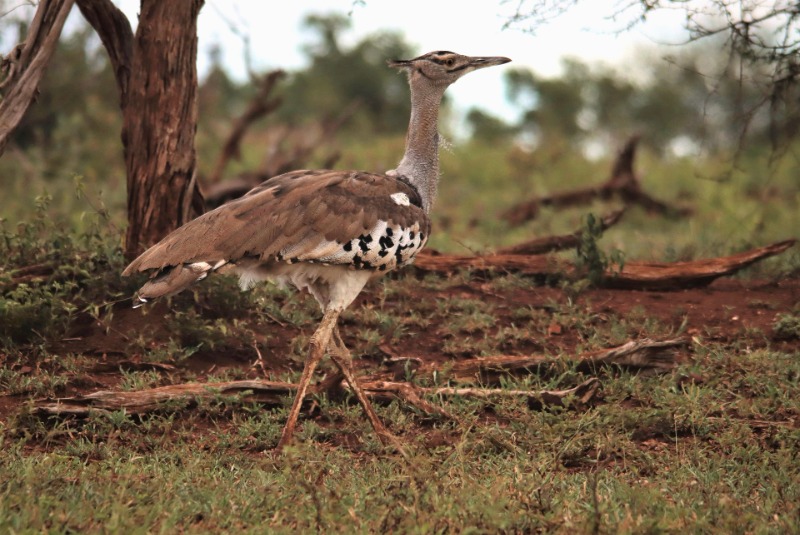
left=445, top=59, right=454, bottom=66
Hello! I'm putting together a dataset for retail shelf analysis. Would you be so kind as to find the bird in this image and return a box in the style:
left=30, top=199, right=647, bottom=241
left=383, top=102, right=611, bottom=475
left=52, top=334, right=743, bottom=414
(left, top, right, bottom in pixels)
left=122, top=51, right=511, bottom=451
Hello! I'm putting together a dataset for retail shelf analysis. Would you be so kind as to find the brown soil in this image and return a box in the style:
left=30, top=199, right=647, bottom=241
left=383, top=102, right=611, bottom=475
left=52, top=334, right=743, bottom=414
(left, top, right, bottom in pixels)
left=1, top=276, right=798, bottom=422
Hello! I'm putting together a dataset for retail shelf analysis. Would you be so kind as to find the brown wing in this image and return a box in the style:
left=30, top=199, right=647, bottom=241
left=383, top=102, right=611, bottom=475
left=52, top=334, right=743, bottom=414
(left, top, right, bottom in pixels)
left=122, top=169, right=430, bottom=275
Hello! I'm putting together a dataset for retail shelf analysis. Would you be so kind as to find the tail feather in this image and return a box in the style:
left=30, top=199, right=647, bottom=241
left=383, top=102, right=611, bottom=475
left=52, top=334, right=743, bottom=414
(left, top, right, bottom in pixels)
left=132, top=261, right=226, bottom=307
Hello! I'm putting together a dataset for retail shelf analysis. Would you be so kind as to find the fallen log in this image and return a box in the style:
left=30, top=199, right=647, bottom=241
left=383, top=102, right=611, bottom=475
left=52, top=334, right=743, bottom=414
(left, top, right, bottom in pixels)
left=601, top=239, right=797, bottom=290
left=413, top=240, right=796, bottom=290
left=32, top=339, right=683, bottom=418
left=495, top=209, right=625, bottom=256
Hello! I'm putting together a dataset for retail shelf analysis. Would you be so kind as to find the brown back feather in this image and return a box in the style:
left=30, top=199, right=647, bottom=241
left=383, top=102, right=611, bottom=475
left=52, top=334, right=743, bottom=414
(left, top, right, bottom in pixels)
left=123, top=170, right=429, bottom=275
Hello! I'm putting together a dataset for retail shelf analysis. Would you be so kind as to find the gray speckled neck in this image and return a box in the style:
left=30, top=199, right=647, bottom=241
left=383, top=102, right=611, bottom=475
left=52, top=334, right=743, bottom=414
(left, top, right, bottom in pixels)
left=393, top=82, right=446, bottom=214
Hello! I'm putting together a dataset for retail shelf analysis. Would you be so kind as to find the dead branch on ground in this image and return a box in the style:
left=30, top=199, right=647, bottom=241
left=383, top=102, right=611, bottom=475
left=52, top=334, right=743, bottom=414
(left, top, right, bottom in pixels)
left=413, top=239, right=796, bottom=290
left=32, top=338, right=684, bottom=418
left=495, top=209, right=625, bottom=255
left=503, top=136, right=691, bottom=225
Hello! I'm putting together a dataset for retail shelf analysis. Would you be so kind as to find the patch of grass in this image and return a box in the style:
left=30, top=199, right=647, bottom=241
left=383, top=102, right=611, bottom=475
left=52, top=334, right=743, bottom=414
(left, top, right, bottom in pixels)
left=773, top=312, right=800, bottom=340
left=118, top=369, right=163, bottom=391
left=0, top=364, right=70, bottom=397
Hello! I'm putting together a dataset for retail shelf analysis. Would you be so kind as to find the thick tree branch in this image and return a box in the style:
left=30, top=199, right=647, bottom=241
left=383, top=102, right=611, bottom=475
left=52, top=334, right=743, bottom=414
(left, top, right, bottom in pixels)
left=74, top=0, right=133, bottom=105
left=0, top=0, right=74, bottom=156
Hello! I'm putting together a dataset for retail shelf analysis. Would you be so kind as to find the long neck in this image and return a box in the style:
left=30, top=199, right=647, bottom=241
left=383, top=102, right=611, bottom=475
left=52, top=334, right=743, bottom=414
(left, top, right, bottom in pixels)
left=394, top=81, right=446, bottom=214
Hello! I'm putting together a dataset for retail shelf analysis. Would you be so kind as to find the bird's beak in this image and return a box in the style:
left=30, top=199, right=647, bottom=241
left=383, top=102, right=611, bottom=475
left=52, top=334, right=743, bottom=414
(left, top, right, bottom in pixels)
left=467, top=56, right=512, bottom=70
left=387, top=59, right=412, bottom=69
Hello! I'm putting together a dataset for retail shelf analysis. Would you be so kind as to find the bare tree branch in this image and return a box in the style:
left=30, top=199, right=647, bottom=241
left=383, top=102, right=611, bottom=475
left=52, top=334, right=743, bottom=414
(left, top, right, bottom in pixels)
left=0, top=0, right=74, bottom=156
left=503, top=136, right=690, bottom=225
left=206, top=69, right=285, bottom=184
left=495, top=209, right=625, bottom=255
left=74, top=0, right=133, bottom=104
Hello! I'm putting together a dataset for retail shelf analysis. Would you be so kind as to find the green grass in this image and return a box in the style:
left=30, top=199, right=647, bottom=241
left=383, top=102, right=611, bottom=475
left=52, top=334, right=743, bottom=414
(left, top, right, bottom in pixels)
left=2, top=343, right=799, bottom=532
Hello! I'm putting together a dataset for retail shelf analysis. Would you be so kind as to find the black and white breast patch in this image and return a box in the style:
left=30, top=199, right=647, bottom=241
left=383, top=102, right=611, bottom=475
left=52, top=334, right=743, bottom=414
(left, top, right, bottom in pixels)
left=275, top=220, right=427, bottom=272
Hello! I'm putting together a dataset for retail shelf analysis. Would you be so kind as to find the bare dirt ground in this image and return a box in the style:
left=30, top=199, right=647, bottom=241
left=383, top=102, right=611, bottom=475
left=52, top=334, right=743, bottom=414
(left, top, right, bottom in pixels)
left=2, top=275, right=798, bottom=424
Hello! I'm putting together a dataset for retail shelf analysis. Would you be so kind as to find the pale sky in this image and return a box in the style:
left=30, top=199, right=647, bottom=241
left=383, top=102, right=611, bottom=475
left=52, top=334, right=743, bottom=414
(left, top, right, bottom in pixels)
left=1, top=1, right=688, bottom=123
left=111, top=0, right=688, bottom=124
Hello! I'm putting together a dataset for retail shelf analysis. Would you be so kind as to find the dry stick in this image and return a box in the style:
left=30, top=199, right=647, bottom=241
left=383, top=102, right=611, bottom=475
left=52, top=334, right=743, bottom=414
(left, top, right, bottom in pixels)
left=0, top=0, right=75, bottom=156
left=495, top=209, right=625, bottom=256
left=399, top=337, right=687, bottom=382
left=366, top=378, right=600, bottom=406
left=31, top=378, right=598, bottom=418
left=502, top=136, right=691, bottom=225
left=34, top=380, right=296, bottom=416
left=32, top=338, right=685, bottom=418
left=413, top=239, right=796, bottom=290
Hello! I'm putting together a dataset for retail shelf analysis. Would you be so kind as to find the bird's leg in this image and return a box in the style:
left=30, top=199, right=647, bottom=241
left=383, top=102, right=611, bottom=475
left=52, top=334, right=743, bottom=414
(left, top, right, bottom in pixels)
left=276, top=308, right=340, bottom=451
left=328, top=327, right=407, bottom=454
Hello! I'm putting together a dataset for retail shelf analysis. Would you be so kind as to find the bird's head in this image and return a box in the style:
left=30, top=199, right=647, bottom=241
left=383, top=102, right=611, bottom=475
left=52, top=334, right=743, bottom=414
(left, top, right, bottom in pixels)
left=388, top=51, right=510, bottom=87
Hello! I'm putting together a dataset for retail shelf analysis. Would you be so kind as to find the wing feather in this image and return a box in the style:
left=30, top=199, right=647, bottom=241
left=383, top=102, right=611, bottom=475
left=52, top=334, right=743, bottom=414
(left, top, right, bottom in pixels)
left=123, top=170, right=430, bottom=276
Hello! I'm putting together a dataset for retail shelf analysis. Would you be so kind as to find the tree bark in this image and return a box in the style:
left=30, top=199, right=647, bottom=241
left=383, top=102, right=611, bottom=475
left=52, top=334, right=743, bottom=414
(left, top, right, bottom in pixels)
left=122, top=0, right=205, bottom=259
left=77, top=0, right=205, bottom=259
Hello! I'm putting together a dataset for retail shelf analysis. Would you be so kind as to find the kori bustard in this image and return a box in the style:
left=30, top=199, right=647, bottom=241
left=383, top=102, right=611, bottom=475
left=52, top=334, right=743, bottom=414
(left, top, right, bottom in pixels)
left=123, top=51, right=510, bottom=450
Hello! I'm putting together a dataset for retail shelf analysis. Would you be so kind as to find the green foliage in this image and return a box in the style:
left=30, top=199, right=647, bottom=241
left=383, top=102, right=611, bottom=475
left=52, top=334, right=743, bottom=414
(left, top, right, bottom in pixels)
left=276, top=14, right=416, bottom=136
left=773, top=312, right=800, bottom=340
left=0, top=190, right=128, bottom=346
left=574, top=213, right=625, bottom=286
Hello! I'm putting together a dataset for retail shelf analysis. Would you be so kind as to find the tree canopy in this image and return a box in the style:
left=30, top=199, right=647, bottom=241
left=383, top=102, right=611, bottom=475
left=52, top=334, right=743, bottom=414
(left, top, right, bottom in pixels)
left=503, top=0, right=800, bottom=150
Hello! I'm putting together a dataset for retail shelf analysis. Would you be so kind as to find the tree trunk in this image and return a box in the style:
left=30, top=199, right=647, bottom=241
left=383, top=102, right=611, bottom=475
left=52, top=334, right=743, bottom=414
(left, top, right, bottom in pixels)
left=78, top=0, right=205, bottom=259
left=122, top=0, right=204, bottom=259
